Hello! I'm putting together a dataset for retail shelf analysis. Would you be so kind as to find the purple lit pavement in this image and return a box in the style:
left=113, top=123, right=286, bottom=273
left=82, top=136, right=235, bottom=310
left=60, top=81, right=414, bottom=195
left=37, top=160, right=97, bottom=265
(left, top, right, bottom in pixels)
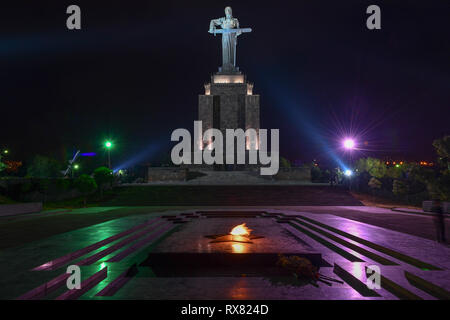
left=1, top=206, right=449, bottom=300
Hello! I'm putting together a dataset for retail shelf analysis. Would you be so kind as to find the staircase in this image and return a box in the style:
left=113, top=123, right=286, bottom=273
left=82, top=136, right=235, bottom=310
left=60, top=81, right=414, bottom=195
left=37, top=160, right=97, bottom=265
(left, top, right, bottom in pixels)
left=188, top=170, right=269, bottom=185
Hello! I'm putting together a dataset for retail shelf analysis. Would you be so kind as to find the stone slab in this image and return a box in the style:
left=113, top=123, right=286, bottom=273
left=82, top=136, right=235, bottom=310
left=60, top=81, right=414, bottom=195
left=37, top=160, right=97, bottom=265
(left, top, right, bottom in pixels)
left=150, top=218, right=319, bottom=255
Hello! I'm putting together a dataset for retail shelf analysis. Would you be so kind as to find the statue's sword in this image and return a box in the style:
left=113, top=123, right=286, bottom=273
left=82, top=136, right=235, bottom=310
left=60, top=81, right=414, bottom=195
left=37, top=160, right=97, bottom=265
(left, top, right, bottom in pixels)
left=208, top=28, right=252, bottom=36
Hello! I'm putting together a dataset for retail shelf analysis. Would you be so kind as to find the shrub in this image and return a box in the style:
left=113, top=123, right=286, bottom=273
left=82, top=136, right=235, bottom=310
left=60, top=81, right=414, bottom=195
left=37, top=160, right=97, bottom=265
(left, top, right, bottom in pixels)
left=20, top=180, right=34, bottom=193
left=38, top=179, right=52, bottom=202
left=55, top=178, right=71, bottom=191
left=393, top=179, right=408, bottom=196
left=93, top=166, right=113, bottom=198
left=26, top=155, right=62, bottom=178
left=74, top=174, right=97, bottom=207
left=368, top=177, right=382, bottom=189
left=311, top=166, right=321, bottom=182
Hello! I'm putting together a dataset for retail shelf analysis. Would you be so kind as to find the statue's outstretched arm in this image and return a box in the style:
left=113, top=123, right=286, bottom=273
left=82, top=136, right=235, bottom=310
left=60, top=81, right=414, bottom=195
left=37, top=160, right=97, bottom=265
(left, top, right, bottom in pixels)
left=209, top=18, right=222, bottom=32
left=236, top=19, right=242, bottom=36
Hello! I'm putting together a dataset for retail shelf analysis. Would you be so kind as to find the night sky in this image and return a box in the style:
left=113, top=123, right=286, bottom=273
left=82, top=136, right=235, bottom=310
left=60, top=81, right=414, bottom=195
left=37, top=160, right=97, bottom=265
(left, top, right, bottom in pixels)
left=2, top=0, right=449, bottom=169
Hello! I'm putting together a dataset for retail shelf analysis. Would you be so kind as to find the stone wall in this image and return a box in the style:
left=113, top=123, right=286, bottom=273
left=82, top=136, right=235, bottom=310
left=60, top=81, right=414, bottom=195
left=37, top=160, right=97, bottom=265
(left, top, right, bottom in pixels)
left=274, top=167, right=311, bottom=181
left=423, top=200, right=450, bottom=214
left=147, top=167, right=188, bottom=182
left=0, top=202, right=42, bottom=217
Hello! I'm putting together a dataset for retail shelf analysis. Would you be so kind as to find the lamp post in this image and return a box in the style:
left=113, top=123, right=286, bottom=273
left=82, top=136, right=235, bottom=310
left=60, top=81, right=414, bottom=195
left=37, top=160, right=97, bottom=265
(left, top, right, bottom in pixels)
left=342, top=137, right=356, bottom=186
left=344, top=169, right=353, bottom=191
left=105, top=141, right=112, bottom=169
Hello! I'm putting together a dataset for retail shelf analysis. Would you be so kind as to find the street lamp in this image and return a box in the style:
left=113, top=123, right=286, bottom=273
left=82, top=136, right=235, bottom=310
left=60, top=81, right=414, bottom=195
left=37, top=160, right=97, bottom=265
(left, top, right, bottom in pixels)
left=105, top=141, right=113, bottom=169
left=344, top=169, right=353, bottom=191
left=343, top=138, right=355, bottom=150
left=71, top=163, right=79, bottom=178
left=3, top=150, right=8, bottom=154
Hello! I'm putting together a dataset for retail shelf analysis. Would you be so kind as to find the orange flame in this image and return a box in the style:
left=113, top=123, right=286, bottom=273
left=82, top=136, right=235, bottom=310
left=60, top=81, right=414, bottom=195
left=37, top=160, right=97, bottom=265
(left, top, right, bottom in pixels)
left=230, top=223, right=252, bottom=237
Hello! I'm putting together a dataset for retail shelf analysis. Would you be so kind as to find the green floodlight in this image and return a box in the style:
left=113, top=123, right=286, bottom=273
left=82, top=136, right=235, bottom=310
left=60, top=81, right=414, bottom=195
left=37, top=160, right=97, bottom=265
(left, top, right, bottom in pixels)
left=3, top=150, right=8, bottom=154
left=104, top=140, right=113, bottom=169
left=73, top=164, right=79, bottom=170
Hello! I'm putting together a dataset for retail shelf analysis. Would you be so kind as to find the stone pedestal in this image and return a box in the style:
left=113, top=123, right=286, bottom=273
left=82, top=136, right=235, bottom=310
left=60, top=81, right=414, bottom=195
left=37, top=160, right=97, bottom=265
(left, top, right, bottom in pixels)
left=198, top=70, right=260, bottom=168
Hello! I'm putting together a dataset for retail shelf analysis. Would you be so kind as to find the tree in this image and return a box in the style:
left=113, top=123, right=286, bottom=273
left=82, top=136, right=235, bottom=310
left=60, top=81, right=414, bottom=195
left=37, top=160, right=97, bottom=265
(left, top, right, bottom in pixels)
left=432, top=135, right=450, bottom=159
left=409, top=139, right=450, bottom=201
left=74, top=174, right=97, bottom=207
left=4, top=160, right=22, bottom=174
left=436, top=171, right=450, bottom=201
left=26, top=155, right=61, bottom=178
left=433, top=135, right=450, bottom=170
left=386, top=166, right=403, bottom=179
left=93, top=166, right=113, bottom=198
left=355, top=157, right=387, bottom=178
left=0, top=155, right=6, bottom=173
left=280, top=157, right=291, bottom=168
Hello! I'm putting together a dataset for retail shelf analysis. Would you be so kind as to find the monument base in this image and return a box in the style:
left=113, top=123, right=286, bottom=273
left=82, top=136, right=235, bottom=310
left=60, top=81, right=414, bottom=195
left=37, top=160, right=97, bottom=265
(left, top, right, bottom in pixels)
left=141, top=217, right=323, bottom=277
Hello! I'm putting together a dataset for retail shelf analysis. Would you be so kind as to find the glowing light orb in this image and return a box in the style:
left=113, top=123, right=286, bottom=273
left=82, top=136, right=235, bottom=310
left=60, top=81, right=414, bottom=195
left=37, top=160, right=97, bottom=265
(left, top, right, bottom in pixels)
left=343, top=138, right=355, bottom=150
left=105, top=141, right=112, bottom=148
left=344, top=169, right=353, bottom=176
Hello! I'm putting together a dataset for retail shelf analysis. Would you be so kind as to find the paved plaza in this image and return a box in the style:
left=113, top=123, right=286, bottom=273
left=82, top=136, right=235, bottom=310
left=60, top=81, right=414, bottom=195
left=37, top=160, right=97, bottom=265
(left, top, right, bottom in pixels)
left=1, top=201, right=449, bottom=300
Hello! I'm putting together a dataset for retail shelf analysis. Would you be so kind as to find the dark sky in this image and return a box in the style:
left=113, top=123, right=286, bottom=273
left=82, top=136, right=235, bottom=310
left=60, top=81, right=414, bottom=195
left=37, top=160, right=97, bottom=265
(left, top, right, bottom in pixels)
left=1, top=0, right=449, bottom=168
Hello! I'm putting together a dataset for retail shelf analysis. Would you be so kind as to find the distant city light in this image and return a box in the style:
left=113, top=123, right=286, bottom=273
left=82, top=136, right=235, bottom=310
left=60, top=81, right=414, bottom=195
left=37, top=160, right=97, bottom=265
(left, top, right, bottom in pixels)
left=344, top=169, right=353, bottom=176
left=343, top=138, right=355, bottom=150
left=3, top=150, right=8, bottom=154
